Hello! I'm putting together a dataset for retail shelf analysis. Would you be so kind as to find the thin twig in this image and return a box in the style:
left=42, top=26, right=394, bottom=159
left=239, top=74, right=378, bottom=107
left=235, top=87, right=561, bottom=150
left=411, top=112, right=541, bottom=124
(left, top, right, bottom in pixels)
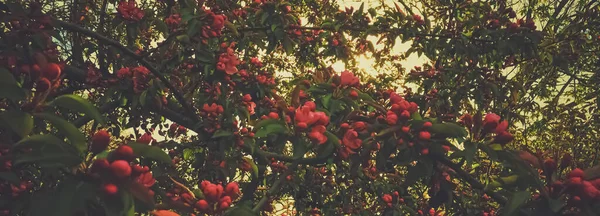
left=53, top=19, right=198, bottom=121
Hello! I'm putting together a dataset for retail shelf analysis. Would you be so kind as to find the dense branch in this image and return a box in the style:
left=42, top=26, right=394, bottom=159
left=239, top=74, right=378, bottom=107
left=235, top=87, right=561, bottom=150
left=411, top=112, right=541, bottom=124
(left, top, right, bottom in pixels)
left=239, top=25, right=494, bottom=43
left=434, top=156, right=508, bottom=205
left=52, top=19, right=199, bottom=122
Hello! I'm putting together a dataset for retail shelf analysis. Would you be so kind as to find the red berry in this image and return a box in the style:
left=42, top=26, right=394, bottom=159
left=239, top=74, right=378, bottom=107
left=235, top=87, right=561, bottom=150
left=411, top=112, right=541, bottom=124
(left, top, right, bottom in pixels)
left=382, top=194, right=392, bottom=203
left=422, top=122, right=432, bottom=128
left=195, top=200, right=209, bottom=211
left=31, top=64, right=41, bottom=80
left=402, top=126, right=410, bottom=133
left=91, top=158, right=110, bottom=172
left=114, top=145, right=134, bottom=161
left=36, top=78, right=51, bottom=92
left=225, top=182, right=240, bottom=199
left=43, top=63, right=61, bottom=80
left=90, top=130, right=110, bottom=154
left=103, top=183, right=118, bottom=195
left=110, top=160, right=132, bottom=178
left=421, top=148, right=429, bottom=155
left=349, top=90, right=359, bottom=98
left=419, top=131, right=431, bottom=140
left=268, top=112, right=279, bottom=119
left=568, top=168, right=585, bottom=178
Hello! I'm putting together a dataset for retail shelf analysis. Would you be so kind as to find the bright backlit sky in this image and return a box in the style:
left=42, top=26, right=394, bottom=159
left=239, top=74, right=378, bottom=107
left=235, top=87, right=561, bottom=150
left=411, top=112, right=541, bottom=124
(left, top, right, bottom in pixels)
left=331, top=0, right=428, bottom=74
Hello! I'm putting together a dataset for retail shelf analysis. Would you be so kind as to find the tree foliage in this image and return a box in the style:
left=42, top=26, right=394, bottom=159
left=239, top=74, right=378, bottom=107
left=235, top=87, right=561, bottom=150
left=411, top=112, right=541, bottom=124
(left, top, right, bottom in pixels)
left=0, top=0, right=599, bottom=215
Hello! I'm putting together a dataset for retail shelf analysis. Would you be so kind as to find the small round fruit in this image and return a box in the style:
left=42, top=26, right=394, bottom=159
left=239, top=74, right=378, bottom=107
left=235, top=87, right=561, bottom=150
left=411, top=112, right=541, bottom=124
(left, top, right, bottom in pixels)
left=43, top=63, right=61, bottom=80
left=103, top=183, right=118, bottom=195
left=90, top=130, right=110, bottom=154
left=114, top=145, right=134, bottom=161
left=36, top=78, right=51, bottom=92
left=110, top=160, right=132, bottom=178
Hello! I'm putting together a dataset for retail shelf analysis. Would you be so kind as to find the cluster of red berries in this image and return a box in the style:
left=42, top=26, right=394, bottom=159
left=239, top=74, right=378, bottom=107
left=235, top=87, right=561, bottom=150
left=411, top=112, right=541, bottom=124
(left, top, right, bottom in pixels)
left=384, top=92, right=419, bottom=125
left=217, top=43, right=241, bottom=75
left=117, top=1, right=144, bottom=21
left=293, top=101, right=330, bottom=144
left=164, top=14, right=181, bottom=28
left=338, top=127, right=362, bottom=159
left=115, top=66, right=152, bottom=93
left=89, top=145, right=155, bottom=196
left=269, top=158, right=288, bottom=173
left=559, top=168, right=600, bottom=201
left=460, top=113, right=514, bottom=145
left=199, top=9, right=226, bottom=39
left=381, top=191, right=404, bottom=207
left=241, top=93, right=257, bottom=115
left=193, top=181, right=240, bottom=214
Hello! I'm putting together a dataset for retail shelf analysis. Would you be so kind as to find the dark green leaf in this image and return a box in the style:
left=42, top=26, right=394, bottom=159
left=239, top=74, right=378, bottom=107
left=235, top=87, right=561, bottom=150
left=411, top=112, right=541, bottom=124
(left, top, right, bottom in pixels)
left=127, top=142, right=172, bottom=164
left=1, top=110, right=33, bottom=138
left=225, top=205, right=259, bottom=216
left=255, top=123, right=288, bottom=138
left=0, top=67, right=26, bottom=101
left=406, top=158, right=433, bottom=185
left=430, top=122, right=467, bottom=138
left=0, top=172, right=20, bottom=185
left=35, top=113, right=86, bottom=153
left=243, top=157, right=259, bottom=178
left=153, top=19, right=168, bottom=35
left=502, top=191, right=530, bottom=216
left=50, top=95, right=106, bottom=125
left=212, top=130, right=233, bottom=138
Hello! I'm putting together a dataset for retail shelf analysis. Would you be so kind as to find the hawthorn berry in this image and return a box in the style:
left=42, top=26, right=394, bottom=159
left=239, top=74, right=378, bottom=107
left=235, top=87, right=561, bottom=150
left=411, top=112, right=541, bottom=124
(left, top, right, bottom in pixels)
left=113, top=145, right=134, bottom=161
left=110, top=160, right=132, bottom=178
left=36, top=78, right=51, bottom=92
left=103, top=183, right=118, bottom=195
left=90, top=130, right=110, bottom=154
left=43, top=63, right=61, bottom=80
left=419, top=131, right=431, bottom=140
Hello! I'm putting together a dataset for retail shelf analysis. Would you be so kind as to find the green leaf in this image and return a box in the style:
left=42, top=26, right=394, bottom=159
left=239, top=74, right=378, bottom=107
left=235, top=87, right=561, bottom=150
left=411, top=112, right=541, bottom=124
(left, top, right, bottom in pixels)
left=411, top=111, right=423, bottom=120
left=50, top=95, right=106, bottom=125
left=212, top=130, right=233, bottom=138
left=254, top=119, right=283, bottom=130
left=282, top=36, right=294, bottom=54
left=430, top=122, right=467, bottom=138
left=406, top=158, right=433, bottom=185
left=14, top=151, right=81, bottom=168
left=14, top=134, right=70, bottom=150
left=355, top=88, right=375, bottom=102
left=243, top=157, right=259, bottom=178
left=0, top=67, right=26, bottom=101
left=225, top=21, right=239, bottom=36
left=255, top=124, right=288, bottom=138
left=153, top=19, right=169, bottom=35
left=225, top=205, right=259, bottom=216
left=502, top=191, right=530, bottom=216
left=176, top=35, right=191, bottom=43
left=127, top=142, right=172, bottom=164
left=0, top=110, right=33, bottom=138
left=376, top=139, right=397, bottom=171
left=293, top=140, right=308, bottom=158
left=35, top=113, right=87, bottom=153
left=463, top=141, right=478, bottom=165
left=123, top=191, right=136, bottom=216
left=192, top=188, right=205, bottom=199
left=0, top=172, right=20, bottom=185
left=324, top=131, right=341, bottom=148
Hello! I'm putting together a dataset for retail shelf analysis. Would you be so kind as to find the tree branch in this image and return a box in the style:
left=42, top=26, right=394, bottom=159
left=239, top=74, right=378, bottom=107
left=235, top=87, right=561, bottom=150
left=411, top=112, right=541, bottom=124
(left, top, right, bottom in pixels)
left=52, top=19, right=198, bottom=122
left=434, top=156, right=508, bottom=205
left=239, top=25, right=493, bottom=43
